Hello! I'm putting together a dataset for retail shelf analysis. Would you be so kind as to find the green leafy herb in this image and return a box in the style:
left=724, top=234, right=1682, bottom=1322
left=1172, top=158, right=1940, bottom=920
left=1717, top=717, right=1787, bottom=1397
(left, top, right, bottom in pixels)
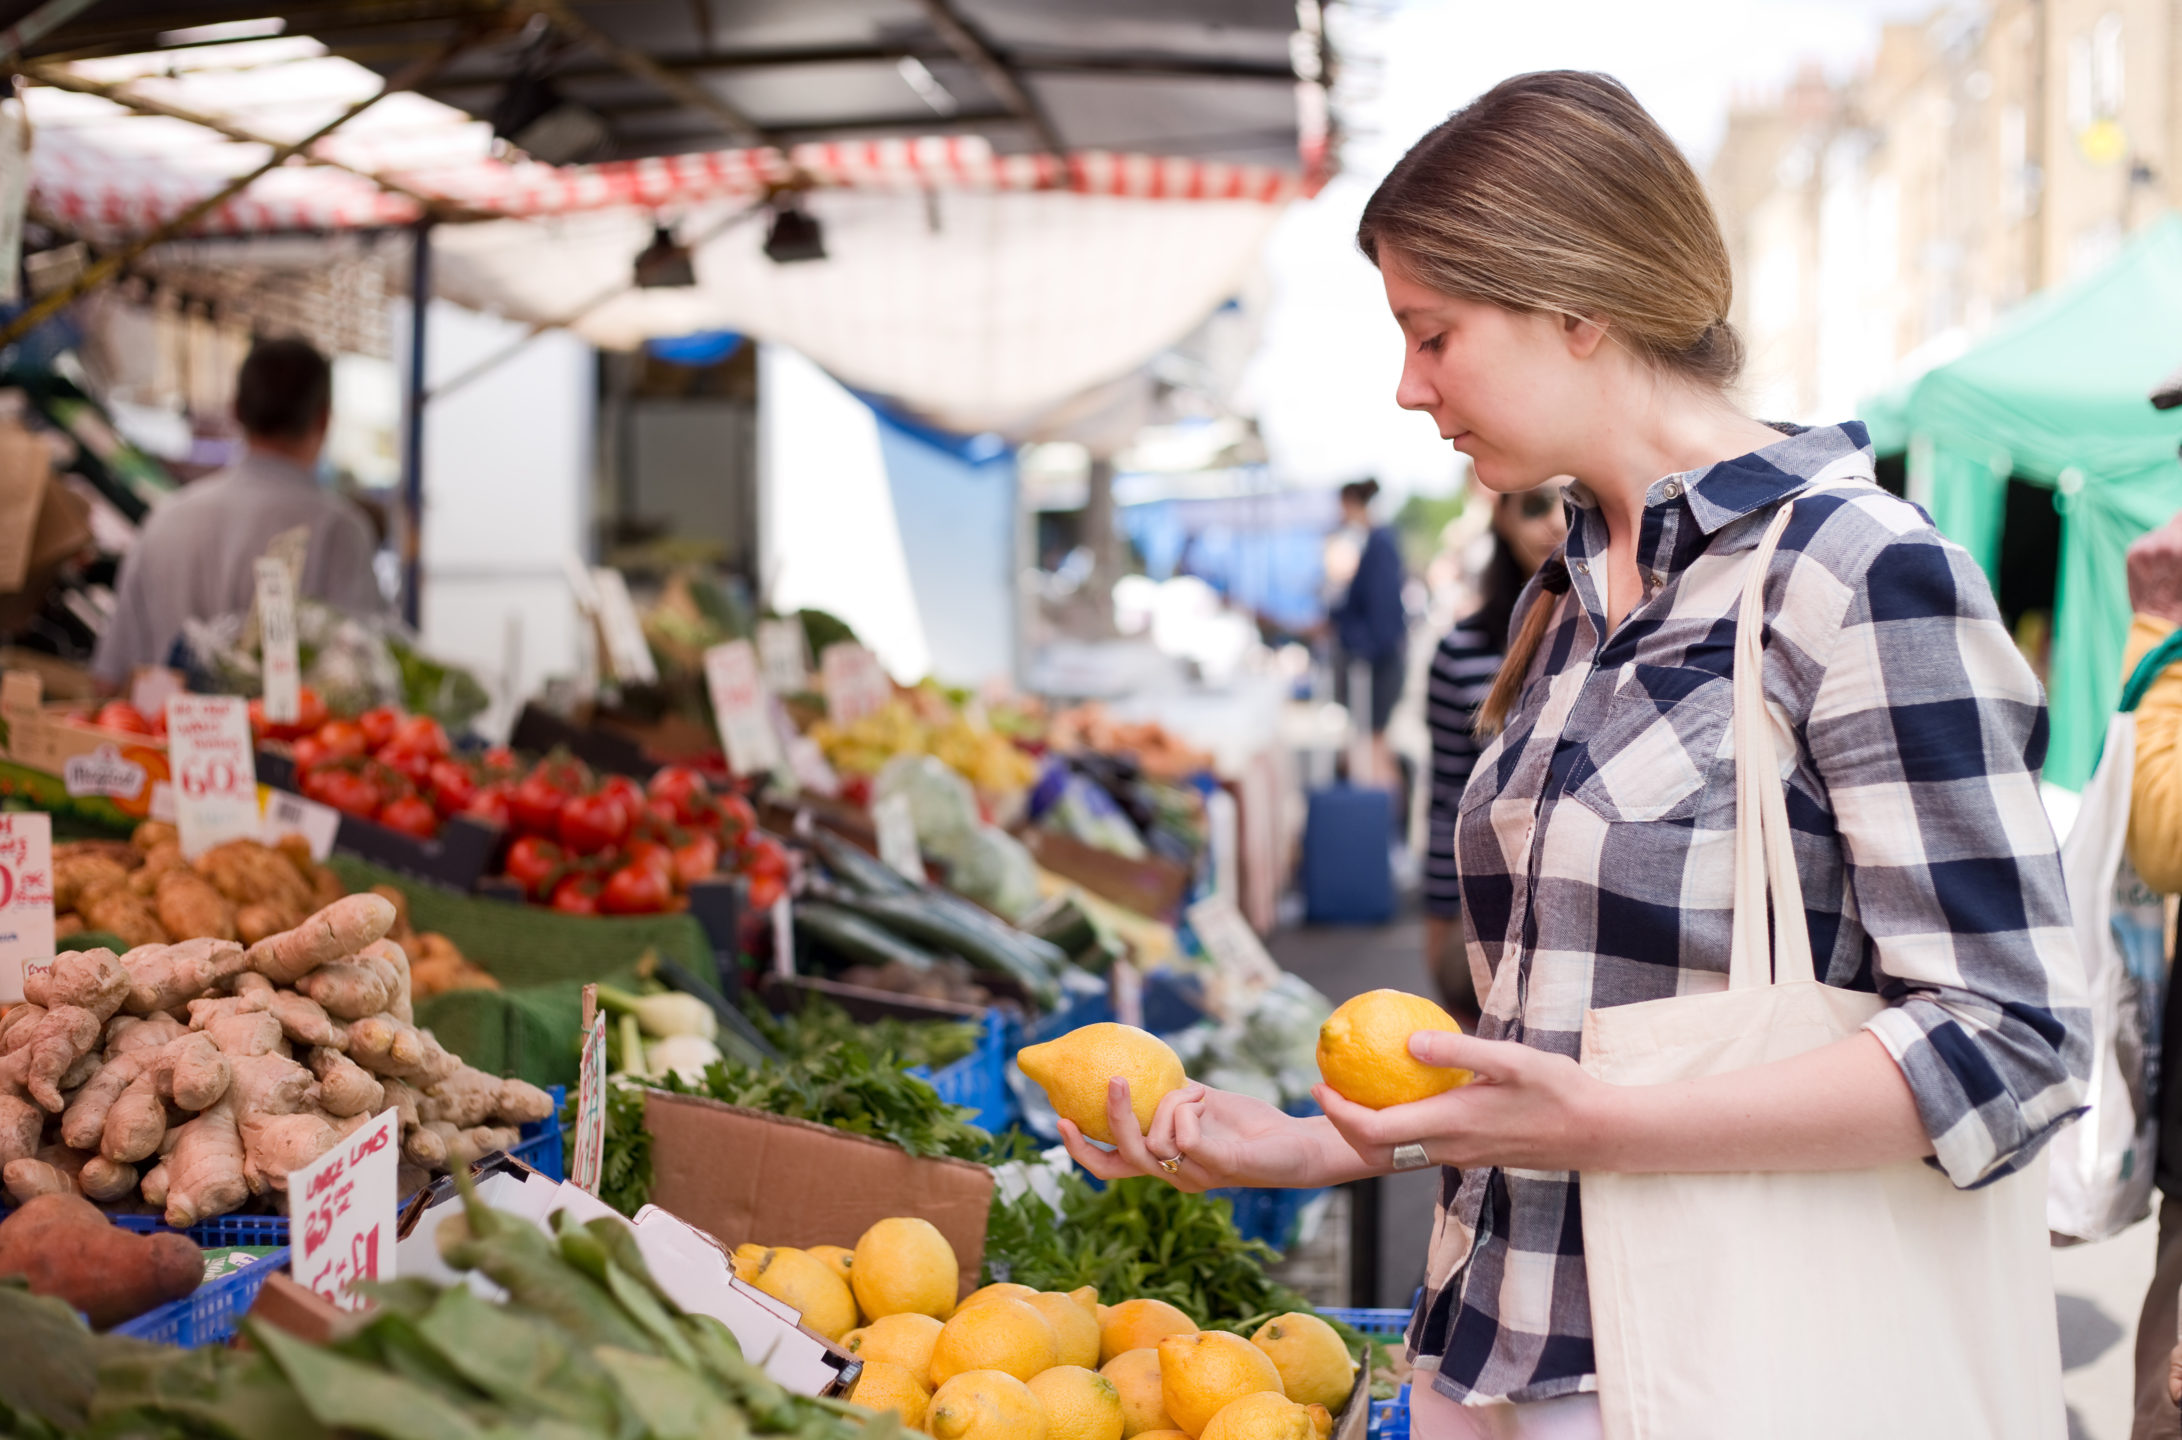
left=744, top=995, right=980, bottom=1072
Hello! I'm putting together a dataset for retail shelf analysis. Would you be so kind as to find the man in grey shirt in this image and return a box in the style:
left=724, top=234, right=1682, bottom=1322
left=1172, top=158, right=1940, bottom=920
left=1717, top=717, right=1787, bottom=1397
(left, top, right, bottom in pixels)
left=92, top=337, right=389, bottom=686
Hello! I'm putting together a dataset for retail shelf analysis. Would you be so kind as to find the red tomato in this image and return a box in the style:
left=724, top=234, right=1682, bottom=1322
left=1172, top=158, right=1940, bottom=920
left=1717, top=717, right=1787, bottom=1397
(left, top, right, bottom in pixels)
left=642, top=797, right=681, bottom=830
left=600, top=775, right=647, bottom=823
left=716, top=793, right=757, bottom=849
left=427, top=759, right=478, bottom=818
left=304, top=764, right=382, bottom=819
left=600, top=860, right=672, bottom=915
left=744, top=868, right=786, bottom=912
left=357, top=705, right=401, bottom=751
left=481, top=745, right=519, bottom=774
left=509, top=772, right=567, bottom=835
left=95, top=701, right=154, bottom=735
left=294, top=688, right=328, bottom=735
left=378, top=793, right=440, bottom=839
left=671, top=833, right=720, bottom=888
left=626, top=839, right=676, bottom=884
left=289, top=735, right=329, bottom=771
left=504, top=835, right=564, bottom=899
left=646, top=765, right=712, bottom=825
left=550, top=873, right=601, bottom=915
left=740, top=834, right=788, bottom=879
left=315, top=720, right=368, bottom=759
left=557, top=791, right=630, bottom=855
left=464, top=780, right=512, bottom=829
left=385, top=714, right=450, bottom=758
left=377, top=743, right=436, bottom=789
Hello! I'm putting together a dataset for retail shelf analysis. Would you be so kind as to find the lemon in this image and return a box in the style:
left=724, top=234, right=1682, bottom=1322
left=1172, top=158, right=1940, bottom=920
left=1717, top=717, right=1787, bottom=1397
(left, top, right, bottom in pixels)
left=741, top=1246, right=859, bottom=1341
left=1017, top=1023, right=1187, bottom=1143
left=1099, top=1298, right=1198, bottom=1365
left=853, top=1216, right=960, bottom=1321
left=930, top=1295, right=1060, bottom=1386
left=1249, top=1313, right=1357, bottom=1410
left=848, top=1312, right=944, bottom=1380
left=960, top=1281, right=1040, bottom=1309
left=808, top=1243, right=856, bottom=1285
left=1304, top=1403, right=1333, bottom=1439
left=1315, top=989, right=1471, bottom=1109
left=849, top=1359, right=931, bottom=1427
left=1068, top=1285, right=1100, bottom=1317
left=1028, top=1365, right=1126, bottom=1440
left=730, top=1242, right=768, bottom=1281
left=1100, top=1348, right=1177, bottom=1437
left=1132, top=1434, right=1191, bottom=1440
left=1157, top=1331, right=1283, bottom=1437
left=1198, top=1391, right=1315, bottom=1440
left=1025, top=1290, right=1103, bottom=1369
left=928, top=1369, right=1051, bottom=1440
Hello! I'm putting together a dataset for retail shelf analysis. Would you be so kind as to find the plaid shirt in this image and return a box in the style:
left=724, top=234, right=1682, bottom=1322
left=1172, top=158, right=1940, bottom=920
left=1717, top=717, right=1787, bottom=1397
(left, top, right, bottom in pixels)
left=1418, top=421, right=2090, bottom=1405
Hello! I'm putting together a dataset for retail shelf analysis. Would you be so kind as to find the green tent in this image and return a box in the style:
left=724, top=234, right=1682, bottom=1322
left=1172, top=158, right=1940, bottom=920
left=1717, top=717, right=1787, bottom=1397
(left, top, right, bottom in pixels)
left=1875, top=215, right=2182, bottom=790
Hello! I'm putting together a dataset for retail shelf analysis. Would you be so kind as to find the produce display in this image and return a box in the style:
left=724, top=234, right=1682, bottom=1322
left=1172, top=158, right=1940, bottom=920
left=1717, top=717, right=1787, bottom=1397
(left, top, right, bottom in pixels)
left=0, top=1189, right=893, bottom=1440
left=273, top=703, right=503, bottom=841
left=0, top=894, right=552, bottom=1225
left=185, top=599, right=490, bottom=732
left=750, top=995, right=981, bottom=1074
left=0, top=1192, right=202, bottom=1327
left=808, top=685, right=1040, bottom=799
left=1045, top=706, right=1212, bottom=784
left=491, top=758, right=789, bottom=916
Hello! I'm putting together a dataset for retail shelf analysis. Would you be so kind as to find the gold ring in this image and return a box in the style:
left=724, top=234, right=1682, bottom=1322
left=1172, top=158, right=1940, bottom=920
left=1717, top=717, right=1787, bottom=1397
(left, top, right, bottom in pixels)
left=1157, top=1153, right=1185, bottom=1174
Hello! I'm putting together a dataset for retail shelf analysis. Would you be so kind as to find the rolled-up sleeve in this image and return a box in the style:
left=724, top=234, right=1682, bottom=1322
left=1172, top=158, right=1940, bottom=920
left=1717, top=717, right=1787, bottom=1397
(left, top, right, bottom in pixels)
left=1804, top=532, right=2089, bottom=1188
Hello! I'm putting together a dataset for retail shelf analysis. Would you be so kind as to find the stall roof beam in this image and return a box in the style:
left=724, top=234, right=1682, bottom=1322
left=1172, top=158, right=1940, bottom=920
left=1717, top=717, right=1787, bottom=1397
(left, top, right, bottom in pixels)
left=28, top=0, right=501, bottom=55
left=506, top=0, right=770, bottom=148
left=18, top=59, right=495, bottom=222
left=0, top=29, right=475, bottom=348
left=913, top=0, right=1063, bottom=159
left=406, top=44, right=1299, bottom=85
left=2, top=0, right=104, bottom=60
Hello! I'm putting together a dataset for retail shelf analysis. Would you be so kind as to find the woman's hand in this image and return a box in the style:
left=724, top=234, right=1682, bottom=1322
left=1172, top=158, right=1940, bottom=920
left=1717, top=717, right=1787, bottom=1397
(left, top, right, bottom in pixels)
left=1057, top=1079, right=1374, bottom=1193
left=1314, top=1029, right=1612, bottom=1173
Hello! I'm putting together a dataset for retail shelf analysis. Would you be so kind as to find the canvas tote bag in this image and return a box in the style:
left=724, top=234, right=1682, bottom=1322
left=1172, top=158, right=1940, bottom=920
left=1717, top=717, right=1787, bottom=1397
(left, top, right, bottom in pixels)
left=1579, top=504, right=2065, bottom=1440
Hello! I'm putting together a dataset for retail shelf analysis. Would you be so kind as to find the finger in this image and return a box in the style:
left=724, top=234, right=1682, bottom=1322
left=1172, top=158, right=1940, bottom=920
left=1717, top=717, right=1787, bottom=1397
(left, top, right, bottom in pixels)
left=1173, top=1101, right=1202, bottom=1157
left=1104, top=1077, right=1164, bottom=1171
left=1313, top=1083, right=1398, bottom=1151
left=1144, top=1083, right=1204, bottom=1158
left=1406, top=1029, right=1507, bottom=1076
left=1057, top=1118, right=1135, bottom=1182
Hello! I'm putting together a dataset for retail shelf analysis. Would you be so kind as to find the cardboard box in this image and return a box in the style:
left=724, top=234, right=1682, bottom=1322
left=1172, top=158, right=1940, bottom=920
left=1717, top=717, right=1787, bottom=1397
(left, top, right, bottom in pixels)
left=0, top=670, right=173, bottom=826
left=643, top=1090, right=994, bottom=1298
left=1024, top=827, right=1192, bottom=921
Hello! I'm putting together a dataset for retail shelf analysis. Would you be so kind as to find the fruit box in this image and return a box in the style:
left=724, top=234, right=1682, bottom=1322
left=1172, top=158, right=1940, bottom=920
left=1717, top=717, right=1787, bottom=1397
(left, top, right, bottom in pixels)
left=642, top=1090, right=994, bottom=1299
left=0, top=669, right=173, bottom=828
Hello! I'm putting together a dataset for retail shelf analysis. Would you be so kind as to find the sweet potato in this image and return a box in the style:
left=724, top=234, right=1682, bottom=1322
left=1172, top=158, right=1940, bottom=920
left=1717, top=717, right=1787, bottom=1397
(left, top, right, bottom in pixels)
left=236, top=903, right=289, bottom=946
left=74, top=885, right=166, bottom=949
left=53, top=853, right=131, bottom=913
left=197, top=840, right=312, bottom=918
left=130, top=820, right=178, bottom=853
left=53, top=914, right=84, bottom=940
left=0, top=1192, right=203, bottom=1327
left=153, top=869, right=239, bottom=943
left=248, top=894, right=397, bottom=986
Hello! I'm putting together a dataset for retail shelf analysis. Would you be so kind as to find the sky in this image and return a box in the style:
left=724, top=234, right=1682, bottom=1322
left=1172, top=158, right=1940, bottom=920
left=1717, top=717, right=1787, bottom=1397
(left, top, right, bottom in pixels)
left=1241, top=0, right=1935, bottom=496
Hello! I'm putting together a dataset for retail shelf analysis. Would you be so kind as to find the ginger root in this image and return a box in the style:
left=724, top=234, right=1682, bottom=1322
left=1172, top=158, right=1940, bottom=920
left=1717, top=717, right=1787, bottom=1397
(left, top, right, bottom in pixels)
left=307, top=1047, right=384, bottom=1118
left=346, top=1013, right=459, bottom=1087
left=74, top=885, right=167, bottom=948
left=163, top=1097, right=248, bottom=1228
left=104, top=1013, right=187, bottom=1056
left=3, top=1159, right=71, bottom=1203
left=359, top=939, right=413, bottom=1024
left=139, top=1160, right=169, bottom=1208
left=0, top=1095, right=41, bottom=1167
left=78, top=1156, right=137, bottom=1203
left=248, top=893, right=396, bottom=986
left=2, top=1007, right=102, bottom=1111
left=268, top=990, right=347, bottom=1050
left=154, top=868, right=237, bottom=942
left=102, top=1033, right=231, bottom=1162
left=122, top=937, right=248, bottom=1015
left=295, top=960, right=391, bottom=1021
left=24, top=949, right=129, bottom=1023
left=421, top=1069, right=553, bottom=1129
left=54, top=853, right=131, bottom=913
left=239, top=1111, right=338, bottom=1193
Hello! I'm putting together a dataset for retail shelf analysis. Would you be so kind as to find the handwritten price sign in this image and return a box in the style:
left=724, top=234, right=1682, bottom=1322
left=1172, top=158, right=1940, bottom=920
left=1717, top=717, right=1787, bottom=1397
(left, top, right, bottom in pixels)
left=0, top=812, right=53, bottom=1004
left=703, top=640, right=785, bottom=779
left=290, top=1107, right=398, bottom=1310
left=165, top=695, right=259, bottom=858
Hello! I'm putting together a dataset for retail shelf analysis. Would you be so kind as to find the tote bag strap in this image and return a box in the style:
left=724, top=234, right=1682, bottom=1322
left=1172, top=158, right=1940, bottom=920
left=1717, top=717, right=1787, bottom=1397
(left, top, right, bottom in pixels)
left=1728, top=503, right=1816, bottom=991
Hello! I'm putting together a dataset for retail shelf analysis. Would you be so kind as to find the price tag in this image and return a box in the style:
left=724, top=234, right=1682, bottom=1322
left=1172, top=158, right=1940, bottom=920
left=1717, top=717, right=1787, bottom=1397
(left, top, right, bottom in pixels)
left=820, top=643, right=891, bottom=726
left=590, top=568, right=658, bottom=686
left=756, top=618, right=811, bottom=694
left=166, top=694, right=260, bottom=859
left=771, top=894, right=795, bottom=978
left=1185, top=893, right=1283, bottom=1022
left=255, top=556, right=300, bottom=725
left=0, top=812, right=53, bottom=1005
left=702, top=640, right=786, bottom=778
left=871, top=792, right=926, bottom=885
left=570, top=1012, right=608, bottom=1195
left=262, top=787, right=342, bottom=860
left=290, top=1106, right=399, bottom=1311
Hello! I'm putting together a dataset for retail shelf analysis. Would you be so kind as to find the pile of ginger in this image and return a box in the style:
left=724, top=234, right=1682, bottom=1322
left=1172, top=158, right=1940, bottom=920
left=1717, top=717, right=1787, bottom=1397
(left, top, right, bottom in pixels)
left=0, top=892, right=553, bottom=1227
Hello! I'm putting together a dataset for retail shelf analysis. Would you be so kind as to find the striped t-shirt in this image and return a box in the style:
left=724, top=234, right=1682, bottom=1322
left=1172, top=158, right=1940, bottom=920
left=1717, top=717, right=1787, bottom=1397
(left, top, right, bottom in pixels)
left=1423, top=614, right=1505, bottom=918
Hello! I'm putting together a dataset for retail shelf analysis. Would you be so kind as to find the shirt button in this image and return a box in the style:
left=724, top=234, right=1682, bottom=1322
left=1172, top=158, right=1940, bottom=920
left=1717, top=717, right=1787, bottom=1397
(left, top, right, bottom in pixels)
left=1573, top=559, right=1590, bottom=574
left=1662, top=480, right=1683, bottom=499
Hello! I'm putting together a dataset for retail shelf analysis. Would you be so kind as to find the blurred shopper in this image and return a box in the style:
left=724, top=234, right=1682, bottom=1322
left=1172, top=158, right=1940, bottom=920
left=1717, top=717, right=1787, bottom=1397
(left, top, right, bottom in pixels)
left=1328, top=477, right=1409, bottom=787
left=2120, top=507, right=2182, bottom=1440
left=1068, top=72, right=2084, bottom=1440
left=93, top=337, right=387, bottom=685
left=1422, top=480, right=1566, bottom=1013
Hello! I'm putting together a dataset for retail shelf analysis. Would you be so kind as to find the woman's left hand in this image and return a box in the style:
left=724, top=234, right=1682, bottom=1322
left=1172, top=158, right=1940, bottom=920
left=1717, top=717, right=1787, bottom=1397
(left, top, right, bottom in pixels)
left=1314, top=1029, right=1620, bottom=1174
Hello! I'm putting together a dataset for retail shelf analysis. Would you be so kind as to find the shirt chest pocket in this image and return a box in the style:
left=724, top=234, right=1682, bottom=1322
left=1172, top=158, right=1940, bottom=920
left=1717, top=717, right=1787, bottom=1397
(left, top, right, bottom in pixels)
left=1566, top=664, right=1735, bottom=823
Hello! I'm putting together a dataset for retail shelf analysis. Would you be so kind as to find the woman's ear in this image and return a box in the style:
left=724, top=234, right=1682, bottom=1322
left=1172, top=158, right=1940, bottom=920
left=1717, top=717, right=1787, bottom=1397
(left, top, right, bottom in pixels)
left=1562, top=313, right=1609, bottom=359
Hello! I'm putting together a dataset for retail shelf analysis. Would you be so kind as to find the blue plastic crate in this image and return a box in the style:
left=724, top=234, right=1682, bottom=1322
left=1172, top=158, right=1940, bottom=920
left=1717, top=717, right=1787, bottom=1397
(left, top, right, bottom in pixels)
left=111, top=1246, right=290, bottom=1347
left=1025, top=986, right=1114, bottom=1046
left=906, top=1012, right=1011, bottom=1130
left=1215, top=1183, right=1329, bottom=1253
left=1319, top=1308, right=1414, bottom=1439
left=108, top=1212, right=292, bottom=1246
left=509, top=1084, right=568, bottom=1181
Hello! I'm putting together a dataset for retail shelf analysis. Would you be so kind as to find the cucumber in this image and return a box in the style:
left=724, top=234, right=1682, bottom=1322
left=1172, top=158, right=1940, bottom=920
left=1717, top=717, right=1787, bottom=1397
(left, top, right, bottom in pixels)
left=919, top=888, right=1074, bottom=974
left=811, top=828, right=916, bottom=896
left=822, top=892, right=1061, bottom=1009
left=795, top=901, right=943, bottom=973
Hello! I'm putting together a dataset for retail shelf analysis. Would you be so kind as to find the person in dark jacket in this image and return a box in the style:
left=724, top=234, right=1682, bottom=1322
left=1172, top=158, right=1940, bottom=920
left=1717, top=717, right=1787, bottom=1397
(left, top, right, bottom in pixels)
left=1329, top=478, right=1409, bottom=787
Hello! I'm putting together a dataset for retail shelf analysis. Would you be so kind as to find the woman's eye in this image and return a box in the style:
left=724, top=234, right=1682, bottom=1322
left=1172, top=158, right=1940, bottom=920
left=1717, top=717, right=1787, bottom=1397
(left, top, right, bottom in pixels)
left=1417, top=334, right=1445, bottom=354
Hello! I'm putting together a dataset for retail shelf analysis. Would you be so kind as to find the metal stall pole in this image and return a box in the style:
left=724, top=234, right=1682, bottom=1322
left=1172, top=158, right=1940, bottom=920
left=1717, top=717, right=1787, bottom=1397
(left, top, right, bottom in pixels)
left=400, top=220, right=432, bottom=628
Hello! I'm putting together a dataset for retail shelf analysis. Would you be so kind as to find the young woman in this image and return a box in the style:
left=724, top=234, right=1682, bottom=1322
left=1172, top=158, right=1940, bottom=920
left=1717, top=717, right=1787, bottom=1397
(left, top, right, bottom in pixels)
left=1060, top=71, right=2087, bottom=1438
left=1328, top=477, right=1410, bottom=788
left=1421, top=481, right=1566, bottom=1014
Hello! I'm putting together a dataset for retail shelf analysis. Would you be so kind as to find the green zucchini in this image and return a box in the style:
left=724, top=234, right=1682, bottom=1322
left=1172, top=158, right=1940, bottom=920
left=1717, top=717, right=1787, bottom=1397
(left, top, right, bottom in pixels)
left=810, top=828, right=916, bottom=896
left=822, top=892, right=1061, bottom=1008
left=794, top=901, right=943, bottom=973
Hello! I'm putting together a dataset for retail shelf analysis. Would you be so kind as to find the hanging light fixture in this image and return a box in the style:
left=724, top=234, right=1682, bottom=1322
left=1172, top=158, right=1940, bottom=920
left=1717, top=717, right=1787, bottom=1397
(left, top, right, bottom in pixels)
left=763, top=201, right=826, bottom=263
left=633, top=224, right=697, bottom=288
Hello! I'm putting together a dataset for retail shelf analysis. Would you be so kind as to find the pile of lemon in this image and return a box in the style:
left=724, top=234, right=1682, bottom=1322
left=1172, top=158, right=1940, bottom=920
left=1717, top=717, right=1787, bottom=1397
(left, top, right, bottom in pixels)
left=732, top=1216, right=1358, bottom=1440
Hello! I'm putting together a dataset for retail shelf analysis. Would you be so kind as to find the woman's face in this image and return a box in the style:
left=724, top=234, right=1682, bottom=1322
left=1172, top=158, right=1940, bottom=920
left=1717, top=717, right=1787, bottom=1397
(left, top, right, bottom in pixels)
left=1382, top=249, right=1599, bottom=493
left=1495, top=483, right=1569, bottom=575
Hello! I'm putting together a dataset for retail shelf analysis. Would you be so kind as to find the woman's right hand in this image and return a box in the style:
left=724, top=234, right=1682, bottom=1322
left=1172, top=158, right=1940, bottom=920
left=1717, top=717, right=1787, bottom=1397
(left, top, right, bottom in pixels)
left=1057, top=1079, right=1372, bottom=1194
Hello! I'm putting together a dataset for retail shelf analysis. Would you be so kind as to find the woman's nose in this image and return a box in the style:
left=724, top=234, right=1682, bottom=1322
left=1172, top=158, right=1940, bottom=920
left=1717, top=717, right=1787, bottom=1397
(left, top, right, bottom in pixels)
left=1394, top=356, right=1436, bottom=413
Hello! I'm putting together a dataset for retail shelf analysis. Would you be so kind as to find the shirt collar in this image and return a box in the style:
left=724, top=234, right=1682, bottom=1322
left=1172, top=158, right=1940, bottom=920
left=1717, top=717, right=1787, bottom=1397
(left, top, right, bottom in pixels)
left=1561, top=421, right=1874, bottom=535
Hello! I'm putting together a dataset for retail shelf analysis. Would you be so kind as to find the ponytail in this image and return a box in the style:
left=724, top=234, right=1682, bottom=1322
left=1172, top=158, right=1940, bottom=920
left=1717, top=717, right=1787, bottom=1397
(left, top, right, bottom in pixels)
left=1475, top=560, right=1570, bottom=737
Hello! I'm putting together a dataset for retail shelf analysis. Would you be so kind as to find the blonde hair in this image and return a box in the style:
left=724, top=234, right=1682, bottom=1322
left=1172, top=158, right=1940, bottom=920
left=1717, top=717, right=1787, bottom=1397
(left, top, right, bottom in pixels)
left=1357, top=70, right=1742, bottom=733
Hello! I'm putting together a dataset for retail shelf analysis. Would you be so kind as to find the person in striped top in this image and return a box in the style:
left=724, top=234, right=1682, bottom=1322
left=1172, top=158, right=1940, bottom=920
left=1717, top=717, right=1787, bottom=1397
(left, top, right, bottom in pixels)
left=1423, top=482, right=1565, bottom=1013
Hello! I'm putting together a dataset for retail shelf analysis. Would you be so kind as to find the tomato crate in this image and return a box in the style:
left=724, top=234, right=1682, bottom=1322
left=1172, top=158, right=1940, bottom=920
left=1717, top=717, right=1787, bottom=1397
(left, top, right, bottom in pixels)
left=110, top=1246, right=290, bottom=1347
left=1319, top=1307, right=1413, bottom=1440
left=905, top=1011, right=1012, bottom=1130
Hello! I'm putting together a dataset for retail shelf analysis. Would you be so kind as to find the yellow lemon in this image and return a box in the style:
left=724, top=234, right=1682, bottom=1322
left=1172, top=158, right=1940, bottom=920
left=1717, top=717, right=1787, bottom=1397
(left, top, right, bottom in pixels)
left=1248, top=1313, right=1357, bottom=1410
left=1099, top=1348, right=1177, bottom=1437
left=1198, top=1391, right=1315, bottom=1440
left=1099, top=1298, right=1198, bottom=1366
left=1133, top=1434, right=1191, bottom=1440
left=808, top=1244, right=856, bottom=1285
left=853, top=1216, right=960, bottom=1321
left=1025, top=1290, right=1102, bottom=1369
left=1304, top=1403, right=1333, bottom=1440
left=1028, top=1365, right=1126, bottom=1440
left=1017, top=1023, right=1187, bottom=1143
left=1157, top=1331, right=1283, bottom=1437
left=741, top=1246, right=858, bottom=1341
left=1315, top=989, right=1471, bottom=1109
left=1068, top=1285, right=1100, bottom=1317
left=730, top=1242, right=768, bottom=1281
left=849, top=1359, right=930, bottom=1427
left=928, top=1369, right=1051, bottom=1440
left=848, top=1312, right=944, bottom=1380
left=960, top=1281, right=1040, bottom=1309
left=930, top=1295, right=1060, bottom=1387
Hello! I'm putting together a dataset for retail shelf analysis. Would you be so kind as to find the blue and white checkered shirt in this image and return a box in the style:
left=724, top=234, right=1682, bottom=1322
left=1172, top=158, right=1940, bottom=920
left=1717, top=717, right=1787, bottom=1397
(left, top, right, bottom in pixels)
left=1417, top=421, right=2090, bottom=1405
